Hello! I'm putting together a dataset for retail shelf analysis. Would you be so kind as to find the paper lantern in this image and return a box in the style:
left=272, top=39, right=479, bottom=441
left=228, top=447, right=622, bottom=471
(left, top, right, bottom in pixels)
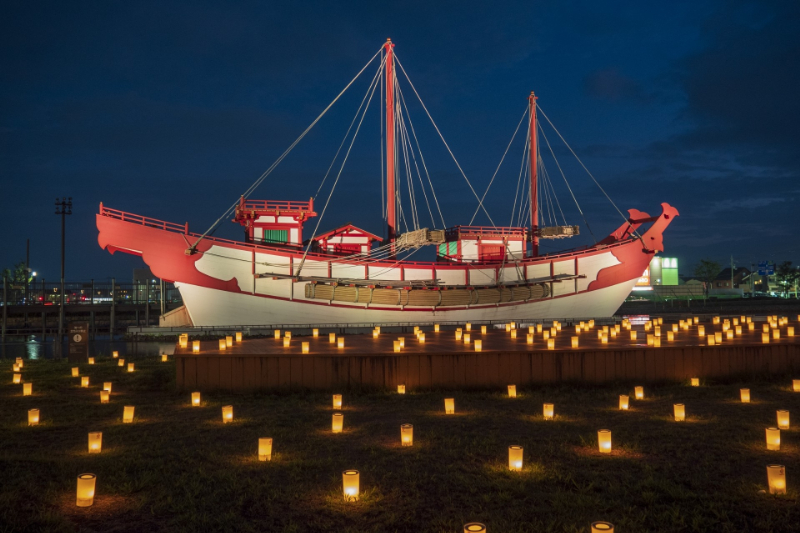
left=576, top=326, right=582, bottom=334
left=302, top=342, right=310, bottom=354
left=527, top=334, right=534, bottom=344
left=748, top=322, right=755, bottom=332
left=179, top=335, right=188, bottom=349
left=434, top=324, right=440, bottom=332
left=401, top=424, right=413, bottom=446
left=221, top=405, right=233, bottom=423
left=192, top=341, right=200, bottom=353
left=393, top=341, right=401, bottom=352
left=597, top=430, right=612, bottom=453
left=674, top=403, right=685, bottom=422
left=571, top=336, right=579, bottom=348
left=474, top=339, right=482, bottom=352
left=337, top=337, right=345, bottom=349
left=13, top=373, right=21, bottom=384
left=218, top=338, right=226, bottom=350
left=373, top=330, right=379, bottom=339
left=118, top=358, right=125, bottom=367
left=81, top=376, right=90, bottom=388
left=537, top=323, right=544, bottom=333
left=463, top=524, right=486, bottom=533
left=794, top=380, right=800, bottom=392
left=714, top=332, right=722, bottom=344
left=773, top=329, right=780, bottom=340
left=763, top=427, right=782, bottom=451
left=15, top=357, right=23, bottom=367
left=192, top=392, right=201, bottom=406
left=597, top=330, right=604, bottom=340
left=508, top=445, right=523, bottom=471
left=332, top=413, right=343, bottom=433
left=667, top=332, right=674, bottom=342
left=543, top=403, right=554, bottom=420
left=505, top=323, right=511, bottom=332
left=88, top=357, right=95, bottom=365
left=647, top=335, right=654, bottom=347
left=510, top=330, right=517, bottom=339
left=72, top=367, right=79, bottom=377
left=591, top=522, right=614, bottom=533
left=767, top=464, right=786, bottom=494
left=698, top=325, right=705, bottom=337
left=397, top=384, right=406, bottom=394
left=481, top=325, right=487, bottom=334
left=275, top=329, right=282, bottom=339
left=444, top=398, right=455, bottom=414
left=464, top=322, right=471, bottom=331
left=123, top=406, right=134, bottom=424
left=226, top=336, right=233, bottom=348
left=507, top=385, right=517, bottom=398
left=707, top=335, right=715, bottom=346
left=161, top=354, right=168, bottom=362
left=100, top=391, right=109, bottom=404
left=127, top=363, right=135, bottom=373
left=634, top=386, right=644, bottom=400
left=103, top=382, right=112, bottom=392
left=777, top=410, right=790, bottom=429
left=692, top=317, right=699, bottom=324
left=543, top=331, right=550, bottom=341
left=283, top=337, right=291, bottom=348
left=88, top=432, right=102, bottom=453
left=788, top=327, right=795, bottom=337
left=691, top=378, right=700, bottom=387
left=333, top=394, right=342, bottom=409
left=398, top=337, right=405, bottom=348
left=236, top=331, right=243, bottom=342
left=609, top=329, right=616, bottom=338
left=630, top=331, right=637, bottom=341
left=285, top=331, right=292, bottom=340
left=713, top=316, right=720, bottom=325
left=258, top=437, right=273, bottom=461
left=619, top=395, right=629, bottom=410
left=740, top=389, right=750, bottom=403
left=419, top=333, right=426, bottom=343
left=735, top=325, right=742, bottom=335
left=547, top=338, right=555, bottom=350
left=342, top=470, right=359, bottom=501
left=23, top=382, right=32, bottom=396
left=28, top=408, right=39, bottom=426
left=12, top=363, right=19, bottom=372
left=653, top=337, right=661, bottom=348
left=654, top=326, right=661, bottom=337
left=463, top=333, right=471, bottom=345
left=76, top=474, right=97, bottom=507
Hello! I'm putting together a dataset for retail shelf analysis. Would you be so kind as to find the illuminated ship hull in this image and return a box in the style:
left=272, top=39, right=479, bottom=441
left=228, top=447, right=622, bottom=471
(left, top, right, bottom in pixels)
left=96, top=202, right=678, bottom=326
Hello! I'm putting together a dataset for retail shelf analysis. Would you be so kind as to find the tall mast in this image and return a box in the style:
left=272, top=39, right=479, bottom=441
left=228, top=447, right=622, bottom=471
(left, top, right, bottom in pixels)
left=529, top=91, right=539, bottom=257
left=384, top=39, right=396, bottom=256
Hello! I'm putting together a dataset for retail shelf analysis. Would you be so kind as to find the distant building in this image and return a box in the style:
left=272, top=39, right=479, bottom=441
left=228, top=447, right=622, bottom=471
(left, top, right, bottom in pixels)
left=634, top=256, right=679, bottom=291
left=713, top=267, right=751, bottom=289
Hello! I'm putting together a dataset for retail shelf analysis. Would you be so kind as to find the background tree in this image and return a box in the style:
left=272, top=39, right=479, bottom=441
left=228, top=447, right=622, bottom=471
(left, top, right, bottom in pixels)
left=775, top=261, right=799, bottom=298
left=1, top=261, right=28, bottom=285
left=693, top=259, right=722, bottom=284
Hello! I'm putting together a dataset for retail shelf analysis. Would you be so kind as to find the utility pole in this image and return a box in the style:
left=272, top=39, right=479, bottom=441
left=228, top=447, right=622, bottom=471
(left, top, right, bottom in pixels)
left=55, top=197, right=72, bottom=355
left=730, top=255, right=735, bottom=290
left=25, top=238, right=30, bottom=305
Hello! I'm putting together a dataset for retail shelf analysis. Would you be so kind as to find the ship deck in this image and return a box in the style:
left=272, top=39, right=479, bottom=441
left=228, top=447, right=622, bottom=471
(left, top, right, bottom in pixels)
left=173, top=318, right=800, bottom=392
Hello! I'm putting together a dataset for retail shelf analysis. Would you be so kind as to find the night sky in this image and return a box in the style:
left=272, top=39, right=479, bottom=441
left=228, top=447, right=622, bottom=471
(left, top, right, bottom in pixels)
left=2, top=0, right=798, bottom=282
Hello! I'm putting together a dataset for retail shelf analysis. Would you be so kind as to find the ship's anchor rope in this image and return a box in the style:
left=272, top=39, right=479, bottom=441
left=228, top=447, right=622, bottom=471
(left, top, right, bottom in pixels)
left=186, top=46, right=384, bottom=255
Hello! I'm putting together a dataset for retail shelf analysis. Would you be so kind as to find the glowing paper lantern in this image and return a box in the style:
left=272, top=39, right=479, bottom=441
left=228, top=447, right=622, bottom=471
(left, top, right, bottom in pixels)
left=537, top=323, right=544, bottom=333
left=192, top=342, right=200, bottom=353
left=508, top=445, right=523, bottom=471
left=444, top=398, right=455, bottom=414
left=766, top=427, right=780, bottom=450
left=507, top=385, right=517, bottom=398
left=591, top=522, right=614, bottom=533
left=332, top=413, right=343, bottom=433
left=161, top=354, right=168, bottom=362
left=794, top=380, right=800, bottom=392
left=735, top=325, right=742, bottom=335
left=218, top=339, right=226, bottom=350
left=691, top=378, right=700, bottom=387
left=88, top=357, right=95, bottom=365
left=72, top=367, right=80, bottom=377
left=328, top=333, right=336, bottom=344
left=740, top=389, right=750, bottom=403
left=597, top=429, right=612, bottom=453
left=302, top=342, right=310, bottom=354
left=88, top=432, right=102, bottom=453
left=236, top=331, right=243, bottom=342
left=76, top=474, right=97, bottom=507
left=777, top=410, right=789, bottom=429
left=333, top=394, right=342, bottom=409
left=463, top=333, right=471, bottom=345
left=707, top=335, right=715, bottom=346
left=258, top=438, right=273, bottom=461
left=275, top=329, right=281, bottom=339
left=81, top=376, right=90, bottom=388
left=393, top=340, right=401, bottom=352
left=103, top=382, right=112, bottom=392
left=283, top=337, right=291, bottom=348
left=773, top=329, right=780, bottom=340
left=401, top=424, right=413, bottom=446
left=434, top=324, right=440, bottom=332
left=13, top=373, right=21, bottom=384
left=674, top=403, right=685, bottom=422
left=337, top=337, right=345, bottom=349
left=16, top=357, right=23, bottom=367
left=787, top=326, right=794, bottom=337
left=178, top=335, right=188, bottom=349
left=23, top=383, right=32, bottom=396
left=342, top=470, right=360, bottom=501
left=398, top=337, right=405, bottom=348
left=527, top=334, right=534, bottom=344
left=547, top=338, right=555, bottom=350
left=123, top=406, right=134, bottom=424
left=543, top=331, right=550, bottom=341
left=373, top=330, right=379, bottom=339
left=12, top=363, right=19, bottom=372
left=635, top=386, right=644, bottom=400
left=419, top=333, right=426, bottom=343
left=714, top=332, right=722, bottom=344
left=221, top=405, right=233, bottom=423
left=630, top=331, right=637, bottom=341
left=543, top=403, right=554, bottom=420
left=667, top=332, right=674, bottom=342
left=510, top=330, right=517, bottom=339
left=767, top=464, right=786, bottom=494
left=474, top=339, right=482, bottom=352
left=481, top=325, right=487, bottom=334
left=118, top=358, right=125, bottom=367
left=698, top=325, right=705, bottom=337
left=713, top=316, right=720, bottom=325
left=505, top=323, right=511, bottom=333
left=653, top=337, right=661, bottom=348
left=619, top=395, right=629, bottom=410
left=397, top=384, right=406, bottom=394
left=226, top=336, right=232, bottom=348
left=748, top=322, right=755, bottom=332
left=647, top=335, right=654, bottom=347
left=100, top=391, right=109, bottom=404
left=192, top=392, right=201, bottom=406
left=28, top=409, right=39, bottom=426
left=571, top=336, right=579, bottom=348
left=464, top=524, right=487, bottom=533
left=127, top=363, right=134, bottom=373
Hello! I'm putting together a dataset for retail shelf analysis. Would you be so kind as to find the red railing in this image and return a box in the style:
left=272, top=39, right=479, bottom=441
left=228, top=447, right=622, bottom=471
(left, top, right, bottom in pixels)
left=100, top=204, right=189, bottom=234
left=240, top=198, right=315, bottom=214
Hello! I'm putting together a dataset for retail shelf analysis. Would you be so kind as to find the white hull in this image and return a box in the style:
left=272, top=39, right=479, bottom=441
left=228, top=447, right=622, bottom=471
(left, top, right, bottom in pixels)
left=176, top=276, right=639, bottom=326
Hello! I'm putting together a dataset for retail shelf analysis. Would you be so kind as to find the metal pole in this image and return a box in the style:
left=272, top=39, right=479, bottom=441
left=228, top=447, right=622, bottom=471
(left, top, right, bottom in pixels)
left=25, top=238, right=29, bottom=305
left=55, top=197, right=72, bottom=354
left=110, top=277, right=116, bottom=337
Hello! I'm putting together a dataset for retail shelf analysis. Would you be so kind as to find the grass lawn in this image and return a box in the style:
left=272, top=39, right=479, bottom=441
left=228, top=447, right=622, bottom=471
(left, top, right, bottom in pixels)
left=1, top=355, right=799, bottom=532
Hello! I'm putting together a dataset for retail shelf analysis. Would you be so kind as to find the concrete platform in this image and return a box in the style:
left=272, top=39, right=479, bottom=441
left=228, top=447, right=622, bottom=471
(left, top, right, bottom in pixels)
left=173, top=318, right=800, bottom=392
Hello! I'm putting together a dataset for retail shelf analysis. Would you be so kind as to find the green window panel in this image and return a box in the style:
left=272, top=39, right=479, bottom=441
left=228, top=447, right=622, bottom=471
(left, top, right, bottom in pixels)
left=262, top=229, right=288, bottom=244
left=438, top=242, right=457, bottom=257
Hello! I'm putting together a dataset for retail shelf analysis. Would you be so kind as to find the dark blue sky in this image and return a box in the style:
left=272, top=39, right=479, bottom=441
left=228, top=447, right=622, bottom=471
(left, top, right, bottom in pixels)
left=2, top=0, right=798, bottom=282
